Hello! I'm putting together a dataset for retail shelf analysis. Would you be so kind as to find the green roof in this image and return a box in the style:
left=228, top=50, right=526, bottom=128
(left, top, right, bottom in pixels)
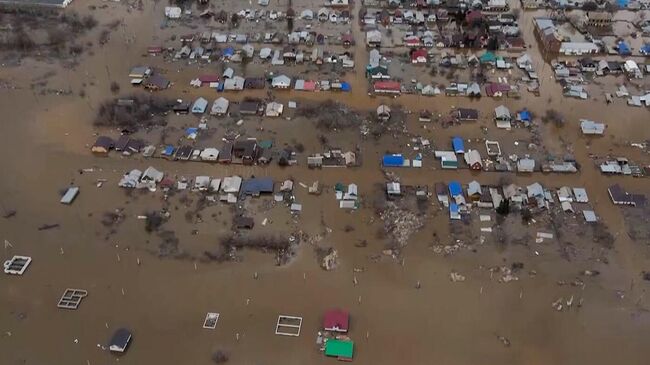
left=479, top=51, right=496, bottom=63
left=334, top=182, right=345, bottom=192
left=258, top=140, right=273, bottom=149
left=325, top=339, right=354, bottom=359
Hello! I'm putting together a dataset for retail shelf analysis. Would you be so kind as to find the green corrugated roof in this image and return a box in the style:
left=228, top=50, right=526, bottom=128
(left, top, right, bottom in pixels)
left=258, top=140, right=273, bottom=149
left=325, top=339, right=354, bottom=358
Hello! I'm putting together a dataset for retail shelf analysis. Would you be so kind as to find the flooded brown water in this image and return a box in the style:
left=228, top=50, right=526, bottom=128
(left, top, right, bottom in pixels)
left=1, top=1, right=650, bottom=365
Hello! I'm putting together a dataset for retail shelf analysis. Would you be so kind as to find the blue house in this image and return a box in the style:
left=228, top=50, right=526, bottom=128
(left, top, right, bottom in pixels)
left=448, top=181, right=463, bottom=197
left=382, top=154, right=405, bottom=167
left=452, top=137, right=465, bottom=154
left=617, top=41, right=631, bottom=55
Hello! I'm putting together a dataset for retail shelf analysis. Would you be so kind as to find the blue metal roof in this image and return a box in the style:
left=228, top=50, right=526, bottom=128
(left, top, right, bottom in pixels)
left=341, top=82, right=351, bottom=92
left=448, top=181, right=462, bottom=197
left=452, top=137, right=465, bottom=153
left=450, top=202, right=459, bottom=213
left=163, top=145, right=175, bottom=155
left=617, top=41, right=631, bottom=55
left=382, top=154, right=404, bottom=167
left=241, top=177, right=274, bottom=195
left=223, top=47, right=235, bottom=56
left=641, top=43, right=650, bottom=55
left=519, top=110, right=531, bottom=121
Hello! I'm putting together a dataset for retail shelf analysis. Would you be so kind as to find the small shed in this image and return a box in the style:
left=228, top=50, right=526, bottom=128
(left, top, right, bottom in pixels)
left=583, top=210, right=597, bottom=222
left=452, top=137, right=465, bottom=154
left=387, top=182, right=401, bottom=195
left=109, top=328, right=132, bottom=353
left=435, top=183, right=449, bottom=207
left=573, top=188, right=589, bottom=203
left=376, top=104, right=391, bottom=120
left=60, top=187, right=79, bottom=204
left=92, top=136, right=114, bottom=155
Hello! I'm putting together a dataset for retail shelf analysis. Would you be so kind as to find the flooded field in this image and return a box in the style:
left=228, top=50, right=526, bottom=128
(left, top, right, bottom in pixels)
left=1, top=1, right=650, bottom=365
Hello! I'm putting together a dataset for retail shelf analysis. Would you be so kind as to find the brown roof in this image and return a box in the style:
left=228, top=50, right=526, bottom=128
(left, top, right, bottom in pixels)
left=239, top=100, right=261, bottom=114
left=234, top=216, right=254, bottom=229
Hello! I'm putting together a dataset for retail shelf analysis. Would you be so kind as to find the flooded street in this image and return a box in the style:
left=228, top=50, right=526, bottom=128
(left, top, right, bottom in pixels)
left=1, top=1, right=650, bottom=365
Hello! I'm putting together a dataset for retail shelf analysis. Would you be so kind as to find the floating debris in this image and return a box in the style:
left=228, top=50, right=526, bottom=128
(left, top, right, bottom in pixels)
left=450, top=271, right=466, bottom=282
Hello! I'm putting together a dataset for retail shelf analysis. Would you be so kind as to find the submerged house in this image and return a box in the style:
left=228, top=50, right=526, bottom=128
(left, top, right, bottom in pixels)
left=232, top=139, right=258, bottom=165
left=211, top=97, right=229, bottom=115
left=109, top=328, right=132, bottom=353
left=241, top=177, right=274, bottom=196
left=435, top=151, right=458, bottom=169
left=192, top=97, right=208, bottom=114
left=92, top=136, right=114, bottom=155
left=464, top=149, right=483, bottom=170
left=323, top=309, right=350, bottom=333
left=435, top=183, right=449, bottom=207
left=494, top=105, right=512, bottom=129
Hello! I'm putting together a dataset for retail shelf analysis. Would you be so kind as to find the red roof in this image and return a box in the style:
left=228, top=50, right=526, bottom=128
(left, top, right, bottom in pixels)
left=303, top=80, right=317, bottom=91
left=466, top=10, right=483, bottom=24
left=485, top=83, right=511, bottom=97
left=405, top=37, right=420, bottom=46
left=199, top=75, right=220, bottom=83
left=374, top=81, right=401, bottom=91
left=323, top=309, right=349, bottom=332
left=148, top=46, right=163, bottom=54
left=411, top=49, right=427, bottom=61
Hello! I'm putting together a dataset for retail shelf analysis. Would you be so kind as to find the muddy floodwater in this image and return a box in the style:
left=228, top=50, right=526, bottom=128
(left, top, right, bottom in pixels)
left=1, top=1, right=650, bottom=365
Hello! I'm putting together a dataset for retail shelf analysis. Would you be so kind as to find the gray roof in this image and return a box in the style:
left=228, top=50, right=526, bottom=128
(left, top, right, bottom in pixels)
left=494, top=105, right=511, bottom=119
left=517, top=158, right=535, bottom=171
left=527, top=182, right=544, bottom=198
left=582, top=210, right=597, bottom=222
left=192, top=97, right=208, bottom=113
left=211, top=97, right=229, bottom=114
left=467, top=181, right=481, bottom=196
left=580, top=119, right=605, bottom=135
left=109, top=328, right=132, bottom=352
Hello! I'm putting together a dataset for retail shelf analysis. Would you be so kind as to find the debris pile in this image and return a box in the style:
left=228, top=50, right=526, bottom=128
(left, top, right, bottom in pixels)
left=490, top=266, right=519, bottom=283
left=449, top=271, right=466, bottom=282
left=379, top=202, right=424, bottom=247
left=321, top=249, right=338, bottom=271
